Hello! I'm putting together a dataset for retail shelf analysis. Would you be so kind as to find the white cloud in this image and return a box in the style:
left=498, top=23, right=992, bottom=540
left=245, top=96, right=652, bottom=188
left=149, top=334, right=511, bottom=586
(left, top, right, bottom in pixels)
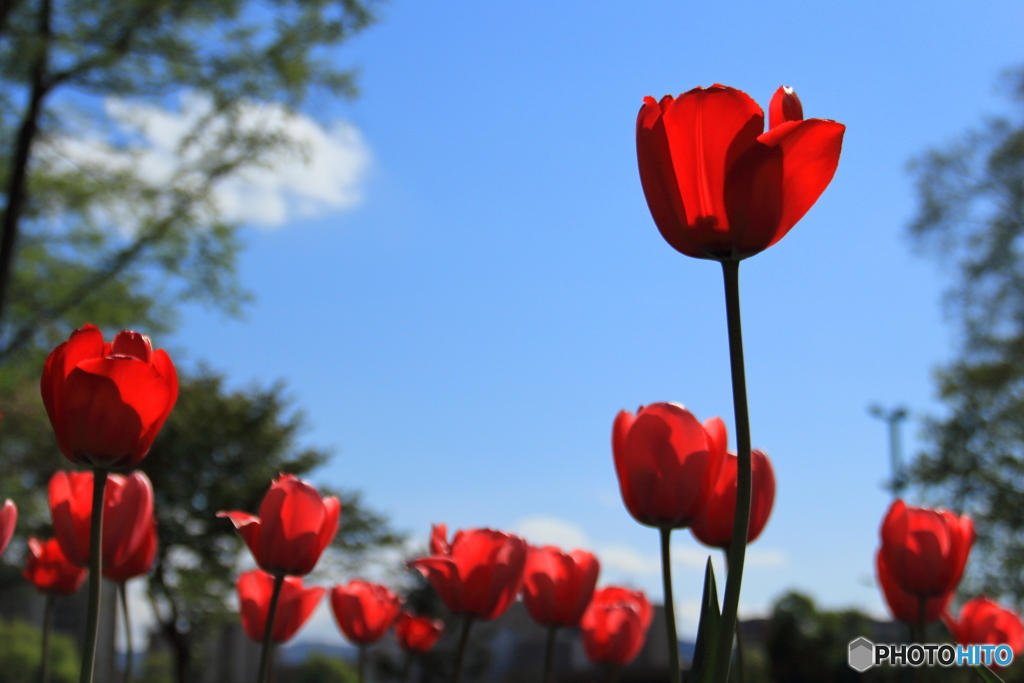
left=598, top=543, right=661, bottom=576
left=43, top=92, right=370, bottom=230
left=513, top=515, right=590, bottom=549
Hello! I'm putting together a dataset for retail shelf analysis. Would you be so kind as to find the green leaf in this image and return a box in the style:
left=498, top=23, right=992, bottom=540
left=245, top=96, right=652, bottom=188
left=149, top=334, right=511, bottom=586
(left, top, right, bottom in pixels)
left=975, top=664, right=1006, bottom=683
left=691, top=557, right=722, bottom=683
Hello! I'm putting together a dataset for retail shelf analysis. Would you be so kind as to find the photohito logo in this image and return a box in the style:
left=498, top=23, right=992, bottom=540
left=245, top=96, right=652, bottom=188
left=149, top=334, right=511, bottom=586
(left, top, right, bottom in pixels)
left=848, top=638, right=1014, bottom=670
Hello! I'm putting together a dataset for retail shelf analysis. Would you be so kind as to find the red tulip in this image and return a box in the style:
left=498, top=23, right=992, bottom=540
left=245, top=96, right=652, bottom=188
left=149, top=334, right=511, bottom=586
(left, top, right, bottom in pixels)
left=104, top=520, right=158, bottom=583
left=612, top=404, right=725, bottom=529
left=238, top=569, right=325, bottom=643
left=49, top=470, right=154, bottom=569
left=636, top=84, right=845, bottom=261
left=0, top=499, right=16, bottom=557
left=522, top=545, right=600, bottom=627
left=690, top=428, right=776, bottom=549
left=330, top=580, right=402, bottom=644
left=23, top=537, right=88, bottom=595
left=580, top=587, right=653, bottom=666
left=218, top=474, right=340, bottom=576
left=769, top=86, right=804, bottom=130
left=879, top=500, right=974, bottom=599
left=876, top=549, right=952, bottom=623
left=944, top=597, right=1024, bottom=668
left=395, top=612, right=444, bottom=654
left=408, top=525, right=527, bottom=620
left=41, top=325, right=178, bottom=469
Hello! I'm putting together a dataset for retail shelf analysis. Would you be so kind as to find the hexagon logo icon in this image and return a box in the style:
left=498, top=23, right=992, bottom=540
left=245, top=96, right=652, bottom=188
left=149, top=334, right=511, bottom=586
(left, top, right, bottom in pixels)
left=848, top=637, right=874, bottom=672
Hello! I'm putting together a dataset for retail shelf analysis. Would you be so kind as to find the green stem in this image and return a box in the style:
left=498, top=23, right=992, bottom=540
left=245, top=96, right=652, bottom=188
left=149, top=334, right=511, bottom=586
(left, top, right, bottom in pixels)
left=78, top=468, right=108, bottom=683
left=660, top=528, right=680, bottom=683
left=543, top=625, right=557, bottom=683
left=452, top=615, right=474, bottom=683
left=723, top=553, right=745, bottom=683
left=715, top=260, right=752, bottom=683
left=120, top=582, right=133, bottom=683
left=603, top=664, right=621, bottom=683
left=358, top=644, right=366, bottom=683
left=38, top=593, right=54, bottom=683
left=256, top=574, right=285, bottom=683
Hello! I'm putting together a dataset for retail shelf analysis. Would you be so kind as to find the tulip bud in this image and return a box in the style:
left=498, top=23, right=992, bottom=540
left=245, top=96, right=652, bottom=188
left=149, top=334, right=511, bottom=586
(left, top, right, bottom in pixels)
left=769, top=85, right=804, bottom=129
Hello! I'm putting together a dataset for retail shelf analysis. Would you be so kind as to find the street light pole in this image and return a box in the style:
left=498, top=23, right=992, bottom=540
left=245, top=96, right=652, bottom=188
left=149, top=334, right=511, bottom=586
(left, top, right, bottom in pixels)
left=868, top=404, right=909, bottom=497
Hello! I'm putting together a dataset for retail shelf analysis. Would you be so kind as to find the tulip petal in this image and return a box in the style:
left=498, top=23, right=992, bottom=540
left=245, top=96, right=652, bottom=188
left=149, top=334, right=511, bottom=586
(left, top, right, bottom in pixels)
left=49, top=471, right=94, bottom=566
left=409, top=556, right=464, bottom=614
left=725, top=118, right=845, bottom=256
left=0, top=500, right=17, bottom=557
left=218, top=511, right=263, bottom=563
left=110, top=331, right=152, bottom=363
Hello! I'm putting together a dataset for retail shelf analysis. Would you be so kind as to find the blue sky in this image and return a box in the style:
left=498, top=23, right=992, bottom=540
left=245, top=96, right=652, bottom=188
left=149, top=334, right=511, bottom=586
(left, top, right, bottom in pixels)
left=134, top=0, right=1024, bottom=643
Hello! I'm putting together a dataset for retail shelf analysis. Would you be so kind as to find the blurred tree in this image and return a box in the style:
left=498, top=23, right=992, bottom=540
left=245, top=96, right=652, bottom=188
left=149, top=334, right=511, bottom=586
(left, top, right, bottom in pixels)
left=0, top=617, right=79, bottom=683
left=766, top=592, right=908, bottom=683
left=906, top=67, right=1024, bottom=603
left=0, top=2, right=399, bottom=681
left=0, top=0, right=377, bottom=340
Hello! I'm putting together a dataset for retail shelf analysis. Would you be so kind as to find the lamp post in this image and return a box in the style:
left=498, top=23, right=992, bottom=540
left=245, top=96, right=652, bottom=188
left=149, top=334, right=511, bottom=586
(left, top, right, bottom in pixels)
left=868, top=405, right=908, bottom=497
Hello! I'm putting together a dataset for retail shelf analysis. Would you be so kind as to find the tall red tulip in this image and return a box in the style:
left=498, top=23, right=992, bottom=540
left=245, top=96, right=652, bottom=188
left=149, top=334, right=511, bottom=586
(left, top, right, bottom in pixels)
left=103, top=520, right=158, bottom=583
left=875, top=550, right=952, bottom=623
left=238, top=569, right=325, bottom=643
left=48, top=470, right=154, bottom=568
left=581, top=587, right=653, bottom=666
left=879, top=500, right=974, bottom=599
left=218, top=474, right=340, bottom=576
left=408, top=525, right=527, bottom=620
left=330, top=580, right=402, bottom=644
left=690, top=435, right=776, bottom=549
left=23, top=537, right=88, bottom=595
left=636, top=84, right=845, bottom=261
left=944, top=597, right=1024, bottom=668
left=0, top=499, right=16, bottom=557
left=612, top=405, right=725, bottom=529
left=394, top=612, right=444, bottom=654
left=41, top=325, right=178, bottom=470
left=522, top=545, right=600, bottom=627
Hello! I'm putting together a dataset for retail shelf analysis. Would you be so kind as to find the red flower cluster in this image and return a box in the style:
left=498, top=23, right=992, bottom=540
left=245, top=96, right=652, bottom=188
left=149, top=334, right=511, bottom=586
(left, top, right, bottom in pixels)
left=330, top=580, right=402, bottom=644
left=219, top=474, right=340, bottom=577
left=49, top=470, right=156, bottom=576
left=23, top=537, right=87, bottom=595
left=875, top=500, right=974, bottom=623
left=945, top=598, right=1024, bottom=670
left=521, top=545, right=600, bottom=628
left=238, top=569, right=325, bottom=643
left=409, top=524, right=527, bottom=621
left=613, top=405, right=776, bottom=545
left=41, top=325, right=178, bottom=470
left=581, top=587, right=653, bottom=666
left=395, top=612, right=444, bottom=654
left=636, top=85, right=845, bottom=261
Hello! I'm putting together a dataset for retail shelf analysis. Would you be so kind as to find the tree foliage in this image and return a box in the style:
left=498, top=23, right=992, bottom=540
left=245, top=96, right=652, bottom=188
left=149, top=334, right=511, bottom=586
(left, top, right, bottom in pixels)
left=907, top=67, right=1024, bottom=603
left=0, top=1, right=397, bottom=681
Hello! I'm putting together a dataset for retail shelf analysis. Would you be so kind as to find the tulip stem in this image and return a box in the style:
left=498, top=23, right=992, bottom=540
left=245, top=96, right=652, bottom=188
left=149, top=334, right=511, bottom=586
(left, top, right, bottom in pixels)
left=716, top=260, right=753, bottom=683
left=452, top=615, right=474, bottom=683
left=120, top=582, right=133, bottom=683
left=38, top=592, right=54, bottom=683
left=543, top=625, right=558, bottom=683
left=78, top=468, right=108, bottom=683
left=603, top=664, right=621, bottom=683
left=256, top=574, right=285, bottom=683
left=358, top=644, right=366, bottom=683
left=659, top=527, right=680, bottom=683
